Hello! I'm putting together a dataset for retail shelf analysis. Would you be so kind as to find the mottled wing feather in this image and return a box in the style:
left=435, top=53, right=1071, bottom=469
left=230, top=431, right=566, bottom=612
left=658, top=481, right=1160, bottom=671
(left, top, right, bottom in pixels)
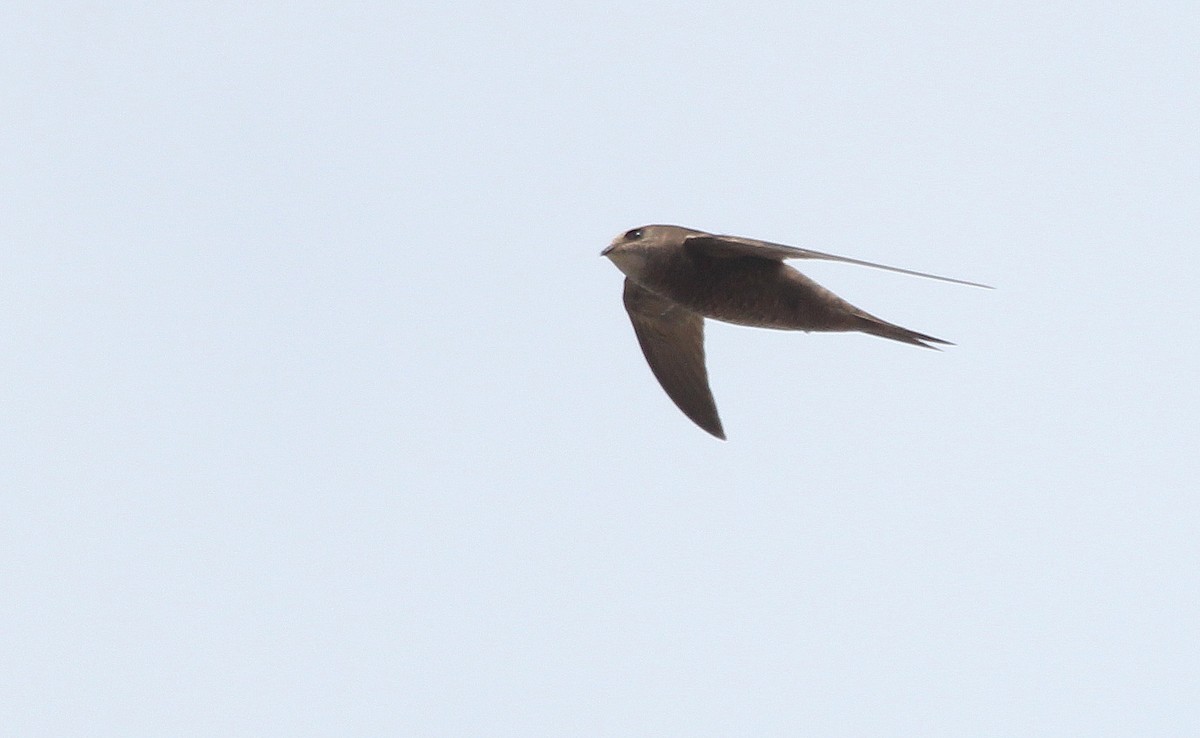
left=683, top=234, right=991, bottom=288
left=622, top=279, right=725, bottom=439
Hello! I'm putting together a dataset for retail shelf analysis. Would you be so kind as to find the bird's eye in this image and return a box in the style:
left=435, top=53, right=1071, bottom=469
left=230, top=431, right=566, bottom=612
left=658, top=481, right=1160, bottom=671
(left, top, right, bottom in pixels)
left=624, top=228, right=644, bottom=241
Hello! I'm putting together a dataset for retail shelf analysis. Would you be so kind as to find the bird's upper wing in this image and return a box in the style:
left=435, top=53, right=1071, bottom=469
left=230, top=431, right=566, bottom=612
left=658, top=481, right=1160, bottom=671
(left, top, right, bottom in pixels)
left=622, top=279, right=725, bottom=439
left=683, top=233, right=991, bottom=288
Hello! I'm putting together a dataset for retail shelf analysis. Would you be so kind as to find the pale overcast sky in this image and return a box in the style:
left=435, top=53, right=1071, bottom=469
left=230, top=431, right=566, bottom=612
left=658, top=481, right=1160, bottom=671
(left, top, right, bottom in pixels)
left=4, top=2, right=1198, bottom=735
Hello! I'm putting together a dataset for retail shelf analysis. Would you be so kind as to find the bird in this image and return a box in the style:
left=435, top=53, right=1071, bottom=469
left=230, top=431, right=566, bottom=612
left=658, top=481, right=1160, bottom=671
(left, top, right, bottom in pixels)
left=602, top=224, right=990, bottom=439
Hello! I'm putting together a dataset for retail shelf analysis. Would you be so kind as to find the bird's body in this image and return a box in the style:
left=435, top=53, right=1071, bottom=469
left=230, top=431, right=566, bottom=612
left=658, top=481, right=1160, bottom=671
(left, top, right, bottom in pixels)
left=623, top=239, right=899, bottom=335
left=603, top=224, right=988, bottom=439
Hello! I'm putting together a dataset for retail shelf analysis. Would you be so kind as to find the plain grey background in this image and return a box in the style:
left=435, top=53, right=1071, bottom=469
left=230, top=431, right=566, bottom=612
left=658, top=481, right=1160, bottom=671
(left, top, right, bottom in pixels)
left=4, top=2, right=1198, bottom=735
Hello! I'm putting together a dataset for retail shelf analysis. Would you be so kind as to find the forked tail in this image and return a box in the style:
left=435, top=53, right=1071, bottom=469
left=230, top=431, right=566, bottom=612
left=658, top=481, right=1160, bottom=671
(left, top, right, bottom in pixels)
left=856, top=315, right=953, bottom=350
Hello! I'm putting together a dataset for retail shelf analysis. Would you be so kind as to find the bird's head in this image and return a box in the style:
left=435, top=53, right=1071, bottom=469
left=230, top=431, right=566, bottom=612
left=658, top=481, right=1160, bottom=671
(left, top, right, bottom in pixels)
left=601, top=225, right=697, bottom=278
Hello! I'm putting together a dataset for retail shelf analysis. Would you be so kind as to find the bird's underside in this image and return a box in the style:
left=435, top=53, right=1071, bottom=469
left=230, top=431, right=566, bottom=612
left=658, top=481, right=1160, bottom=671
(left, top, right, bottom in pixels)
left=604, top=225, right=988, bottom=439
left=636, top=252, right=953, bottom=347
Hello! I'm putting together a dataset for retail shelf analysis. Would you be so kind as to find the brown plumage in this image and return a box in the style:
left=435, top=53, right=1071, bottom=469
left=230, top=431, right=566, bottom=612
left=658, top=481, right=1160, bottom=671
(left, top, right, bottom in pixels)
left=603, top=225, right=989, bottom=439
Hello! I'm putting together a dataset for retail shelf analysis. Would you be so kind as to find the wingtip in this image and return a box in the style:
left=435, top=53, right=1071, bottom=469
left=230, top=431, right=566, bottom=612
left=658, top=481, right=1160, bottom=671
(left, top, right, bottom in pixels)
left=687, top=411, right=725, bottom=439
left=960, top=279, right=996, bottom=290
left=693, top=417, right=726, bottom=440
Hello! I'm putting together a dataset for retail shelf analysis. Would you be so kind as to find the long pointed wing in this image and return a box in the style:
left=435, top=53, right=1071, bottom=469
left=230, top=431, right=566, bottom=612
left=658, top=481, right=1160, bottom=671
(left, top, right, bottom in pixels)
left=622, top=279, right=725, bottom=439
left=684, top=234, right=993, bottom=289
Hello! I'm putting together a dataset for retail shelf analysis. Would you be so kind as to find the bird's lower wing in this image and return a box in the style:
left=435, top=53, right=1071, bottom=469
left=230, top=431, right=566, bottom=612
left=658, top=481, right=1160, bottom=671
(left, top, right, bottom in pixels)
left=683, top=234, right=991, bottom=288
left=622, top=279, right=725, bottom=439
